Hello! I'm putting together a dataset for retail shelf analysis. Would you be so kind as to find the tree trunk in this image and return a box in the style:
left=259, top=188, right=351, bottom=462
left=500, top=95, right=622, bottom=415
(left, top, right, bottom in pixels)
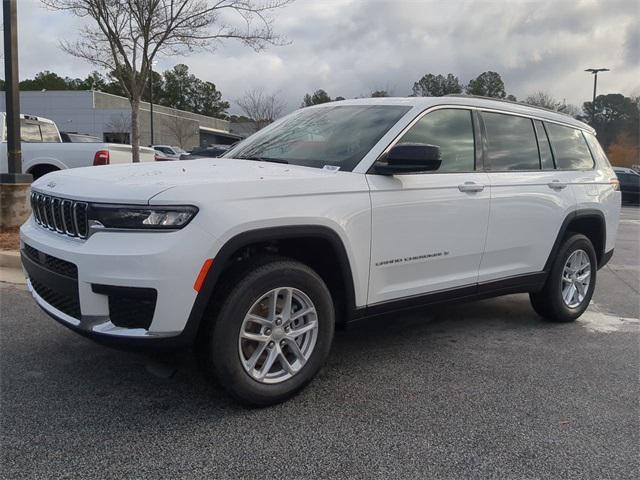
left=130, top=97, right=141, bottom=163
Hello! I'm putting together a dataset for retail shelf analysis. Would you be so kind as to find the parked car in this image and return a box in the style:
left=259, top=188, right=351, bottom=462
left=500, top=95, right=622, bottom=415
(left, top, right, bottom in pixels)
left=0, top=113, right=155, bottom=179
left=60, top=132, right=102, bottom=143
left=21, top=97, right=620, bottom=405
left=613, top=167, right=640, bottom=204
left=179, top=144, right=231, bottom=160
left=152, top=145, right=186, bottom=160
left=154, top=151, right=175, bottom=162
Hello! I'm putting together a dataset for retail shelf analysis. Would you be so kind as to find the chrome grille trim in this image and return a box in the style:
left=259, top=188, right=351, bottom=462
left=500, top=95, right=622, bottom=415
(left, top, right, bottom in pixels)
left=31, top=191, right=89, bottom=239
left=61, top=200, right=76, bottom=236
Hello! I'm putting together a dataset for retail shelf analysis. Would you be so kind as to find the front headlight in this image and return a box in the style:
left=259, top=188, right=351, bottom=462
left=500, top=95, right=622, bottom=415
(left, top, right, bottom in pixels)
left=88, top=204, right=198, bottom=230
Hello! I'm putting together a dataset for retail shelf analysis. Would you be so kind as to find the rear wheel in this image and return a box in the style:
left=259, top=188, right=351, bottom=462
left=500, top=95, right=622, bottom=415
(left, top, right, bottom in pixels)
left=530, top=233, right=596, bottom=322
left=198, top=257, right=334, bottom=405
left=29, top=164, right=59, bottom=180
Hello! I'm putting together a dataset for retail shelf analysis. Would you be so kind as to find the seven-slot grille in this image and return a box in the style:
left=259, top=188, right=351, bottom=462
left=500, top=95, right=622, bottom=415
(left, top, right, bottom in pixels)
left=30, top=191, right=89, bottom=238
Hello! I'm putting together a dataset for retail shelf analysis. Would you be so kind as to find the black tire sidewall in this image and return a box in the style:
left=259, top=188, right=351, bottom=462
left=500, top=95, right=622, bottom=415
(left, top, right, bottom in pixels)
left=546, top=234, right=597, bottom=321
left=209, top=261, right=334, bottom=405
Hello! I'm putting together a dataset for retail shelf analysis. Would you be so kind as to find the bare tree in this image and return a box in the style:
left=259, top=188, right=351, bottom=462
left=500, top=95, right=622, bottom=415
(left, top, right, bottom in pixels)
left=162, top=109, right=197, bottom=148
left=524, top=91, right=580, bottom=117
left=42, top=0, right=293, bottom=161
left=236, top=87, right=284, bottom=130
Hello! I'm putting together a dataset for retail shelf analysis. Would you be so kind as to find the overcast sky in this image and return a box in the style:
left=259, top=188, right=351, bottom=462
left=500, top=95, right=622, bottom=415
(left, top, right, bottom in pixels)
left=10, top=0, right=640, bottom=114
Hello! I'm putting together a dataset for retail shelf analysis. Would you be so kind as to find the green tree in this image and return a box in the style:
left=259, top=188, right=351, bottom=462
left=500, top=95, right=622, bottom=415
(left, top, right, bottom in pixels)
left=162, top=64, right=193, bottom=111
left=466, top=71, right=506, bottom=98
left=412, top=73, right=462, bottom=97
left=192, top=79, right=229, bottom=118
left=160, top=64, right=228, bottom=118
left=19, top=71, right=67, bottom=90
left=370, top=90, right=389, bottom=97
left=302, top=89, right=332, bottom=106
left=582, top=94, right=640, bottom=149
left=141, top=70, right=164, bottom=103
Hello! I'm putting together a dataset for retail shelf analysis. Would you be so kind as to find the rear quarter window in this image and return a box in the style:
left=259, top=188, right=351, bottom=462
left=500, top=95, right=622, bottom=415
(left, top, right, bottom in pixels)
left=545, top=123, right=594, bottom=170
left=39, top=123, right=60, bottom=142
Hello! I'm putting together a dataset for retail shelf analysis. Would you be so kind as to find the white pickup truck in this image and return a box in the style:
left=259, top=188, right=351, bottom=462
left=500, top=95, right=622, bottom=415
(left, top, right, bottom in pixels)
left=0, top=113, right=155, bottom=179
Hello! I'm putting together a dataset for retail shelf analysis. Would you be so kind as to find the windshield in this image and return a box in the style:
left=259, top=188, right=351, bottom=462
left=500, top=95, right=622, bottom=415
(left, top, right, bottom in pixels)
left=223, top=105, right=411, bottom=171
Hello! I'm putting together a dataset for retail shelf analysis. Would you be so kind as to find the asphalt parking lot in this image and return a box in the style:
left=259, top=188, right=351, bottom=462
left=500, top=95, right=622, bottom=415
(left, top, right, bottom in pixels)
left=1, top=207, right=638, bottom=479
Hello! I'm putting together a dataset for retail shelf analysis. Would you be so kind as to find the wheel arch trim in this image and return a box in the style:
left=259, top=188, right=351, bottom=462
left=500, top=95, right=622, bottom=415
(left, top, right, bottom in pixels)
left=544, top=208, right=607, bottom=272
left=180, top=224, right=358, bottom=345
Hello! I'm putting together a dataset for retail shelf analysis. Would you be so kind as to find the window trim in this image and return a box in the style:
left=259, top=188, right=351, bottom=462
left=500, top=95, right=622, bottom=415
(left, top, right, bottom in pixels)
left=543, top=121, right=596, bottom=172
left=369, top=105, right=478, bottom=175
left=368, top=103, right=595, bottom=175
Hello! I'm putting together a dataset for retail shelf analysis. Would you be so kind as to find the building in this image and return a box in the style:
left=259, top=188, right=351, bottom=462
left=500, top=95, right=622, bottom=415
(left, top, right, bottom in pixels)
left=0, top=90, right=240, bottom=149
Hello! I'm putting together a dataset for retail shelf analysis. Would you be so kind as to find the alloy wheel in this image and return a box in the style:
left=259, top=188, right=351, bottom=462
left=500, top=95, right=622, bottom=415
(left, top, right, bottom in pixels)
left=561, top=249, right=592, bottom=308
left=238, top=287, right=319, bottom=384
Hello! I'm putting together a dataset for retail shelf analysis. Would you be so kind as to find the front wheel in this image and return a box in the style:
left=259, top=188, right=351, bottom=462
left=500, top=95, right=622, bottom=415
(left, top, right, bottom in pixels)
left=530, top=233, right=597, bottom=322
left=198, top=257, right=335, bottom=406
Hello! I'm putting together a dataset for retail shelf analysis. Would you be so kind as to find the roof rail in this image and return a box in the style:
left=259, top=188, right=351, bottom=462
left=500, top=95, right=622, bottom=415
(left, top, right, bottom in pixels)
left=444, top=94, right=579, bottom=120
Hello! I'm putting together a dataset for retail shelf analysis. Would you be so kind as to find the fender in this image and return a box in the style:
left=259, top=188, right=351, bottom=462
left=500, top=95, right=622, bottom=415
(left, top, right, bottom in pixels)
left=178, top=225, right=357, bottom=346
left=543, top=209, right=606, bottom=272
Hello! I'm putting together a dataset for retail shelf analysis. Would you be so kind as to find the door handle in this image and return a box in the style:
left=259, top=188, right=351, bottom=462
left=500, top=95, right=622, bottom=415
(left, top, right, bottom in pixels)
left=458, top=182, right=485, bottom=193
left=548, top=180, right=567, bottom=190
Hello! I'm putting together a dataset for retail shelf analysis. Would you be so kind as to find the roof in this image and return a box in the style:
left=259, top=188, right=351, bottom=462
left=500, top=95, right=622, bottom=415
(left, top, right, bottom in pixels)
left=322, top=96, right=594, bottom=133
left=0, top=112, right=56, bottom=124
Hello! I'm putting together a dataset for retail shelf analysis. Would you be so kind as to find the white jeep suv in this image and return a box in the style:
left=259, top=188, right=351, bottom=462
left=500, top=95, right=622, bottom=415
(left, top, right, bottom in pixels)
left=20, top=97, right=621, bottom=405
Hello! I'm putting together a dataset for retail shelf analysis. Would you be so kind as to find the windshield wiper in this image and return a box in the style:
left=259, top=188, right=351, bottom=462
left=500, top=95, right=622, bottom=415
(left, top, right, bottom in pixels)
left=238, top=156, right=289, bottom=164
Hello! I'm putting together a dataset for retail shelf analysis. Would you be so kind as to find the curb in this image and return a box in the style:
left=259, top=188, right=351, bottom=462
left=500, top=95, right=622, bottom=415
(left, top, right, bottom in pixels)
left=0, top=250, right=20, bottom=269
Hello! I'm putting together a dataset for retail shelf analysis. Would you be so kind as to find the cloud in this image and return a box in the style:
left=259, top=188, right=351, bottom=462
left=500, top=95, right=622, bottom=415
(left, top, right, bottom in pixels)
left=12, top=0, right=640, bottom=114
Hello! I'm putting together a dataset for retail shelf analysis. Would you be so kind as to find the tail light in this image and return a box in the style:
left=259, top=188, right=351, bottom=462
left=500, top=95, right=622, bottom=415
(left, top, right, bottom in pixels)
left=609, top=177, right=620, bottom=191
left=93, top=150, right=110, bottom=166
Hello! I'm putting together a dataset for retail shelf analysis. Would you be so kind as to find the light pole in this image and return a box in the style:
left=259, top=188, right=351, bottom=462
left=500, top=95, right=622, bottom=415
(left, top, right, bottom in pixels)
left=585, top=68, right=609, bottom=125
left=149, top=60, right=158, bottom=145
left=2, top=0, right=30, bottom=183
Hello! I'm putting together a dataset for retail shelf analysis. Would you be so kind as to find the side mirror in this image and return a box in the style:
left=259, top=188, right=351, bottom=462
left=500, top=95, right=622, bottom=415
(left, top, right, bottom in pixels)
left=375, top=143, right=442, bottom=175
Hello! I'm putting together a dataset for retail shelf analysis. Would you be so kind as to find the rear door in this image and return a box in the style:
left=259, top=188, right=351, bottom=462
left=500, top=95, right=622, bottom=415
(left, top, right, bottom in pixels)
left=367, top=107, right=491, bottom=304
left=477, top=112, right=576, bottom=282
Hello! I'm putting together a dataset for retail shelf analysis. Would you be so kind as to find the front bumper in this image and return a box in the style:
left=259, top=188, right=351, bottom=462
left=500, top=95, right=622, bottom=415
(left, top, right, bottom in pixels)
left=20, top=216, right=218, bottom=349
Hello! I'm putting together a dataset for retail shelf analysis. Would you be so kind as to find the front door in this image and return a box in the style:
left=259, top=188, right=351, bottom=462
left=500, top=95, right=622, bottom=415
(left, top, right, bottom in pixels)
left=367, top=107, right=491, bottom=305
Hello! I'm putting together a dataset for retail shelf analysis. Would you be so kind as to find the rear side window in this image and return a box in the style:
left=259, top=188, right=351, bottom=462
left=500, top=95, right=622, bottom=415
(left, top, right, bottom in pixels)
left=545, top=123, right=594, bottom=170
left=483, top=112, right=539, bottom=171
left=399, top=108, right=475, bottom=172
left=20, top=121, right=42, bottom=142
left=39, top=123, right=60, bottom=142
left=534, top=120, right=555, bottom=169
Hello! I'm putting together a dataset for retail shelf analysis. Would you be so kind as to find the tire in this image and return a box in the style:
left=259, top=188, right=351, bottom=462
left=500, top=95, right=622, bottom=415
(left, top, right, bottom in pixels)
left=197, top=256, right=335, bottom=406
left=530, top=233, right=597, bottom=322
left=30, top=164, right=59, bottom=180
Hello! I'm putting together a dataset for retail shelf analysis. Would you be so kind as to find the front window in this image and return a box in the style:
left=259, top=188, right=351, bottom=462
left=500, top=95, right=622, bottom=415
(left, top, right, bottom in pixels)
left=224, top=105, right=411, bottom=171
left=20, top=120, right=42, bottom=142
left=397, top=108, right=475, bottom=172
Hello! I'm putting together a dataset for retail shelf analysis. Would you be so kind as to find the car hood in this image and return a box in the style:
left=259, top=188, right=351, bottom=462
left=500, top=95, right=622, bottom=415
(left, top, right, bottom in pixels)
left=31, top=159, right=352, bottom=203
